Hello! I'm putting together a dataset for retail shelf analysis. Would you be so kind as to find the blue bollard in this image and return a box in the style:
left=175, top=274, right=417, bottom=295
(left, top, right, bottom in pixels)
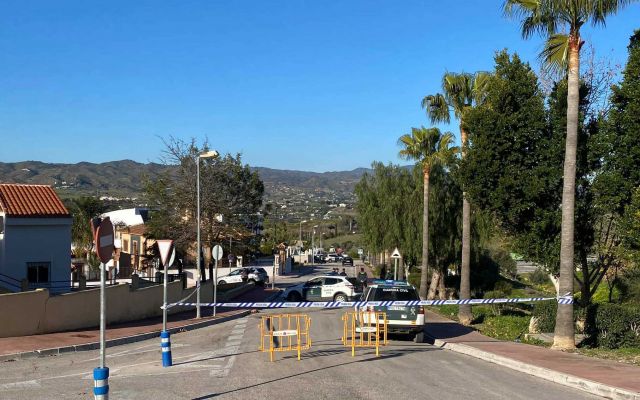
left=161, top=330, right=172, bottom=367
left=93, top=367, right=109, bottom=399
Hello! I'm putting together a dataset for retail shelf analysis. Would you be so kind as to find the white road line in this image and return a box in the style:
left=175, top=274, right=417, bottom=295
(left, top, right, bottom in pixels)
left=0, top=380, right=41, bottom=390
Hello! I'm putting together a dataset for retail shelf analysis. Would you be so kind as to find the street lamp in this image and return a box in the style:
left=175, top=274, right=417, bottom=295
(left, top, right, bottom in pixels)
left=311, top=225, right=318, bottom=267
left=299, top=220, right=307, bottom=243
left=196, top=150, right=218, bottom=319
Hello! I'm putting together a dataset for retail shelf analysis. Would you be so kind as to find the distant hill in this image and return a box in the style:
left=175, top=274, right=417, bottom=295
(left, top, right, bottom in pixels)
left=0, top=160, right=371, bottom=200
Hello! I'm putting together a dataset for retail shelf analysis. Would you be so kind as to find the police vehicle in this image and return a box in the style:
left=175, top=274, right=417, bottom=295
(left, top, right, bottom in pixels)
left=359, top=280, right=426, bottom=343
left=283, top=275, right=360, bottom=302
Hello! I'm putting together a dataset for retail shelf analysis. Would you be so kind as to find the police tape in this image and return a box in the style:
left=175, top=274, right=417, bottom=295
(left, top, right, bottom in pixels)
left=164, top=295, right=573, bottom=310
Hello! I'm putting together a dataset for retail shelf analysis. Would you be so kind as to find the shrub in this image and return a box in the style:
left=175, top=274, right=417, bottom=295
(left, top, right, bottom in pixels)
left=484, top=290, right=507, bottom=316
left=592, top=303, right=640, bottom=349
left=532, top=301, right=557, bottom=333
left=494, top=280, right=513, bottom=296
left=529, top=267, right=549, bottom=285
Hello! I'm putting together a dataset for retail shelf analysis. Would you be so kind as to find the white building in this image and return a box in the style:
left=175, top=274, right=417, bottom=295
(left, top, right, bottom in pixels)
left=0, top=184, right=72, bottom=293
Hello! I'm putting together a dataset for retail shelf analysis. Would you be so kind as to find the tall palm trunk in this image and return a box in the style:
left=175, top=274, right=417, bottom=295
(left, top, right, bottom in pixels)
left=419, top=169, right=431, bottom=299
left=552, top=36, right=579, bottom=351
left=459, top=127, right=473, bottom=325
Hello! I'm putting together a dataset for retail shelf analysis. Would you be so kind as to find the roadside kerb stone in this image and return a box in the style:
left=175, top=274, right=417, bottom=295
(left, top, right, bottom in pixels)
left=428, top=336, right=640, bottom=400
left=0, top=310, right=251, bottom=363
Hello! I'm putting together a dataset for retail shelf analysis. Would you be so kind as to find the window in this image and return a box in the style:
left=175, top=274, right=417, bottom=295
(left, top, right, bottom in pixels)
left=369, top=287, right=419, bottom=301
left=123, top=239, right=129, bottom=253
left=324, top=278, right=340, bottom=285
left=27, top=262, right=50, bottom=284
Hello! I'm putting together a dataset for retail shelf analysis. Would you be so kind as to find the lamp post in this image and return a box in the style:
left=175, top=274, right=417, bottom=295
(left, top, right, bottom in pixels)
left=196, top=150, right=218, bottom=319
left=299, top=220, right=307, bottom=243
left=311, top=225, right=318, bottom=267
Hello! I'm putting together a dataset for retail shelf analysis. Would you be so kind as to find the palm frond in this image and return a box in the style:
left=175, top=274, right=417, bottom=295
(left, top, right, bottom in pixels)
left=443, top=72, right=473, bottom=118
left=472, top=71, right=492, bottom=106
left=421, top=93, right=450, bottom=124
left=540, top=33, right=570, bottom=75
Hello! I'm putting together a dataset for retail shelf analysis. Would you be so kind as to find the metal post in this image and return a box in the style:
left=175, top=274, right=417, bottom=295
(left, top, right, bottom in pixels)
left=271, top=256, right=276, bottom=290
left=213, top=256, right=218, bottom=317
left=394, top=258, right=398, bottom=281
left=311, top=230, right=314, bottom=268
left=93, top=261, right=109, bottom=400
left=163, top=261, right=168, bottom=331
left=100, top=262, right=106, bottom=368
left=196, top=158, right=202, bottom=319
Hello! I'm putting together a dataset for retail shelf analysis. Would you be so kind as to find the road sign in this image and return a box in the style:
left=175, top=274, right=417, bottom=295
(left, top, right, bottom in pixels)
left=157, top=240, right=174, bottom=268
left=95, top=218, right=114, bottom=264
left=168, top=248, right=176, bottom=267
left=391, top=248, right=401, bottom=259
left=212, top=244, right=223, bottom=261
left=358, top=248, right=364, bottom=255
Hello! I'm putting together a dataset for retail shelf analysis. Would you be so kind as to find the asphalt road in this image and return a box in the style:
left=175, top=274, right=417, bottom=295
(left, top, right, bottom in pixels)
left=0, top=308, right=598, bottom=400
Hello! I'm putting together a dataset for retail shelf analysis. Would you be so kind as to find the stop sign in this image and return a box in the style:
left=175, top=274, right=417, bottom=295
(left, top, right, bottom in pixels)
left=95, top=218, right=114, bottom=264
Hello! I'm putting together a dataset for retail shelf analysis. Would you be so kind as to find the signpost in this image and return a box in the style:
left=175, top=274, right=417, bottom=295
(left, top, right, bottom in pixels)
left=92, top=217, right=114, bottom=400
left=212, top=244, right=223, bottom=317
left=156, top=239, right=174, bottom=368
left=391, top=247, right=402, bottom=281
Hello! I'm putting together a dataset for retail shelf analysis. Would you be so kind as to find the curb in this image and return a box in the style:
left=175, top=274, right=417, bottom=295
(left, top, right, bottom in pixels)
left=427, top=336, right=640, bottom=400
left=0, top=310, right=251, bottom=362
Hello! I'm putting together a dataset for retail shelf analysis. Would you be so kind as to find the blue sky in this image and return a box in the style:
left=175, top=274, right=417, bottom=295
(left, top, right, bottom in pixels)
left=1, top=1, right=638, bottom=172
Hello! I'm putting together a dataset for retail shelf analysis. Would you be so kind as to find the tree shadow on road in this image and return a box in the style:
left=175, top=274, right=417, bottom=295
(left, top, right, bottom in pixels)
left=191, top=346, right=439, bottom=399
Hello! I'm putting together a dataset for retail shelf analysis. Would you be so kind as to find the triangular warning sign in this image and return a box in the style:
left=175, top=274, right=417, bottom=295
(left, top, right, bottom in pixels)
left=391, top=247, right=401, bottom=259
left=157, top=240, right=174, bottom=268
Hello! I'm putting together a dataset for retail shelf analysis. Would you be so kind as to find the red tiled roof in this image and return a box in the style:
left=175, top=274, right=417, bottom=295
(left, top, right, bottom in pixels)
left=127, top=224, right=147, bottom=236
left=0, top=184, right=70, bottom=217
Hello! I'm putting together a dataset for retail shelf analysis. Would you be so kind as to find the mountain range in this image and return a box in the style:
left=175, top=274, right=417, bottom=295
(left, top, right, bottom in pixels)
left=0, top=160, right=370, bottom=200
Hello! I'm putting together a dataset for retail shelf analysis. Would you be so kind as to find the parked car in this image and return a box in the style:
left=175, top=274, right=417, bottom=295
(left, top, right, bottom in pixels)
left=359, top=280, right=426, bottom=343
left=217, top=267, right=269, bottom=286
left=342, top=257, right=354, bottom=266
left=325, top=253, right=340, bottom=262
left=314, top=254, right=327, bottom=264
left=283, top=275, right=360, bottom=302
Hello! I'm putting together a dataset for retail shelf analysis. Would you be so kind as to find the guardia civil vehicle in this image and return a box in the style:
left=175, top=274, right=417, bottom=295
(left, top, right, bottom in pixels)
left=359, top=280, right=426, bottom=343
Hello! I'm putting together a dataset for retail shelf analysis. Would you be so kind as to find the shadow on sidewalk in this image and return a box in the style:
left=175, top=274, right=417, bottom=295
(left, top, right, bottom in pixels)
left=424, top=322, right=482, bottom=342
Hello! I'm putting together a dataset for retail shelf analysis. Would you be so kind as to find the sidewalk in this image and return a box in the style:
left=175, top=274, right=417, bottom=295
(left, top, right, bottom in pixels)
left=424, top=310, right=640, bottom=400
left=0, top=286, right=279, bottom=360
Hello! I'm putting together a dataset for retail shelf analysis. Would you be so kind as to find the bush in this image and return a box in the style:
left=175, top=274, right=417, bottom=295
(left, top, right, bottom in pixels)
left=591, top=303, right=640, bottom=349
left=484, top=290, right=507, bottom=316
left=494, top=280, right=513, bottom=296
left=529, top=267, right=549, bottom=285
left=532, top=301, right=557, bottom=333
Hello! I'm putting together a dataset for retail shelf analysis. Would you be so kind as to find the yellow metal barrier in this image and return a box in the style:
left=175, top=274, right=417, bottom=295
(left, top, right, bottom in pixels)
left=342, top=310, right=387, bottom=356
left=259, top=314, right=311, bottom=361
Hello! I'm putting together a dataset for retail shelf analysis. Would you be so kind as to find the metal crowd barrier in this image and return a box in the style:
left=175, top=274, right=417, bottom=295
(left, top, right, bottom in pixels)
left=342, top=310, right=388, bottom=356
left=258, top=313, right=311, bottom=361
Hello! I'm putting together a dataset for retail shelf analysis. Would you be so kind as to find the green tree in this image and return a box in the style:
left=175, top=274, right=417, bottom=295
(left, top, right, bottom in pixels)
left=69, top=196, right=107, bottom=262
left=398, top=127, right=458, bottom=299
left=422, top=71, right=489, bottom=322
left=504, top=0, right=637, bottom=350
left=143, top=137, right=264, bottom=262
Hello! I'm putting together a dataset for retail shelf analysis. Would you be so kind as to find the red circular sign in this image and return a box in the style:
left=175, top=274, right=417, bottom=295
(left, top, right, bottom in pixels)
left=95, top=219, right=115, bottom=264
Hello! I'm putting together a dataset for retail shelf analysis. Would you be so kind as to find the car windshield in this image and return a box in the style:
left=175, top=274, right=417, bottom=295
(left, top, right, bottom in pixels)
left=256, top=268, right=267, bottom=274
left=368, top=286, right=419, bottom=301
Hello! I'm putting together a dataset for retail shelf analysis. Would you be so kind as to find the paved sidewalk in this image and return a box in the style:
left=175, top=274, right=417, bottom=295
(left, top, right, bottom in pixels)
left=0, top=286, right=279, bottom=359
left=424, top=310, right=640, bottom=400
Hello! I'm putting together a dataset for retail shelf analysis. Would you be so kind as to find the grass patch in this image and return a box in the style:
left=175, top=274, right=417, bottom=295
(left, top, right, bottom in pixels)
left=575, top=347, right=640, bottom=366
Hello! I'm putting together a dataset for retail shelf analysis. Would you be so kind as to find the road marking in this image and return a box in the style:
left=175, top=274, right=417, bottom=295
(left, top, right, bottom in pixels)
left=0, top=380, right=41, bottom=390
left=211, top=317, right=247, bottom=377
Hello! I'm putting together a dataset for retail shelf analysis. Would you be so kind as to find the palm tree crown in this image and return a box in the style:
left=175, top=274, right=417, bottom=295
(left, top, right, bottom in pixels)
left=398, top=127, right=458, bottom=173
left=422, top=72, right=491, bottom=125
left=504, top=0, right=638, bottom=73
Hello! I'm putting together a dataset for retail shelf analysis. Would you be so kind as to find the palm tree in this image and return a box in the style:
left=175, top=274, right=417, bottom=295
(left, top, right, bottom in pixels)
left=422, top=72, right=490, bottom=324
left=398, top=127, right=458, bottom=299
left=504, top=0, right=637, bottom=351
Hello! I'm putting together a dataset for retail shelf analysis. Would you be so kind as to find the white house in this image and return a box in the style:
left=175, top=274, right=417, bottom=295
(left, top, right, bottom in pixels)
left=0, top=184, right=72, bottom=293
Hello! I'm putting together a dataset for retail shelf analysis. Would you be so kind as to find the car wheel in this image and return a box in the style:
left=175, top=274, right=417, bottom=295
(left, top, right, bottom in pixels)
left=334, top=293, right=348, bottom=302
left=218, top=280, right=226, bottom=285
left=414, top=331, right=425, bottom=343
left=287, top=291, right=302, bottom=301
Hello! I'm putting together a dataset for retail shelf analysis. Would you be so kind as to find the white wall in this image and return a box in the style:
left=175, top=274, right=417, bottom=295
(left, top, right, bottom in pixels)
left=0, top=217, right=72, bottom=292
